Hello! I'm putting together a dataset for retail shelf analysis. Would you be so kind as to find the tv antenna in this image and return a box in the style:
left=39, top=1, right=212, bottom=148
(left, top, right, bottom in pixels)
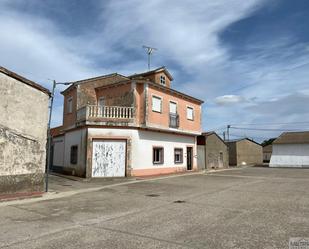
left=142, top=45, right=157, bottom=70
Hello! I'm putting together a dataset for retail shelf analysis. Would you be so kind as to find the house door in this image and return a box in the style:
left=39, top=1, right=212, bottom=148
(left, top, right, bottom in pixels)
left=92, top=140, right=126, bottom=177
left=187, top=147, right=193, bottom=170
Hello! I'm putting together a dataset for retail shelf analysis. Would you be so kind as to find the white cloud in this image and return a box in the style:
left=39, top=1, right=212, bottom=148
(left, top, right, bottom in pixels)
left=215, top=95, right=247, bottom=105
left=1, top=0, right=309, bottom=138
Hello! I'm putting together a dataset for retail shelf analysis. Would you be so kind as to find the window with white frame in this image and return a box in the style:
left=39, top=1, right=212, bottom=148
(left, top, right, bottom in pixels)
left=153, top=147, right=164, bottom=164
left=174, top=148, right=183, bottom=163
left=187, top=106, right=194, bottom=120
left=160, top=75, right=166, bottom=85
left=152, top=96, right=162, bottom=113
left=67, top=97, right=73, bottom=113
left=169, top=101, right=177, bottom=114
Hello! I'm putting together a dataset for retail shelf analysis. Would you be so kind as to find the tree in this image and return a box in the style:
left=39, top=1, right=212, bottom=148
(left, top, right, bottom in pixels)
left=261, top=138, right=276, bottom=147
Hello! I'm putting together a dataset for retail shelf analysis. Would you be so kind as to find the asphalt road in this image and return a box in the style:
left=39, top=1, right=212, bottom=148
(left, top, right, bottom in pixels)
left=1, top=167, right=309, bottom=249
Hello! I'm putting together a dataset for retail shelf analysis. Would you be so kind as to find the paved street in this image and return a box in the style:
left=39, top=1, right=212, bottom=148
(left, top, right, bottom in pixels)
left=1, top=167, right=309, bottom=249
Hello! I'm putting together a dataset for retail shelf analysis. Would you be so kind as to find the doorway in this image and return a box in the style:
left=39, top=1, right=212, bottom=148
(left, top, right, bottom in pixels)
left=186, top=147, right=193, bottom=170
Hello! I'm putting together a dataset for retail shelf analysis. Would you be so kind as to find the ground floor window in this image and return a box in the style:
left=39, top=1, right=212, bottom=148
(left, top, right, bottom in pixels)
left=153, top=147, right=164, bottom=164
left=174, top=148, right=183, bottom=163
left=70, top=145, right=78, bottom=164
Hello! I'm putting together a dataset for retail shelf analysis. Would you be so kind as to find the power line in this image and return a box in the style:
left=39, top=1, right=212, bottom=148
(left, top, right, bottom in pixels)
left=230, top=121, right=309, bottom=126
left=230, top=126, right=307, bottom=132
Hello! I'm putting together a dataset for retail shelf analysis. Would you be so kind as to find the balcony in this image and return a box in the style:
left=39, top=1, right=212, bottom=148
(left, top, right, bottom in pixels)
left=169, top=113, right=179, bottom=128
left=76, top=105, right=135, bottom=125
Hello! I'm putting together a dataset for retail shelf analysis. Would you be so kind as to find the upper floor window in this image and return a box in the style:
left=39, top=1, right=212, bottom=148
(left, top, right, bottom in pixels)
left=67, top=97, right=73, bottom=113
left=98, top=97, right=105, bottom=106
left=169, top=101, right=177, bottom=114
left=187, top=106, right=194, bottom=120
left=160, top=75, right=166, bottom=86
left=152, top=96, right=162, bottom=113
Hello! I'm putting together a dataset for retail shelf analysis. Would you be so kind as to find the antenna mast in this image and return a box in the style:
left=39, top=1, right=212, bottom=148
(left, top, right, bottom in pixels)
left=142, top=45, right=157, bottom=70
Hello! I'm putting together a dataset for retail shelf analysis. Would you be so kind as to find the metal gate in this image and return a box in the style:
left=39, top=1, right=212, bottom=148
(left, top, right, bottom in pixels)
left=92, top=140, right=126, bottom=177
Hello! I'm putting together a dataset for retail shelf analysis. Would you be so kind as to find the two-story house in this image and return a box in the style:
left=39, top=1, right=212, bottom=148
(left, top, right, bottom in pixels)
left=51, top=67, right=203, bottom=177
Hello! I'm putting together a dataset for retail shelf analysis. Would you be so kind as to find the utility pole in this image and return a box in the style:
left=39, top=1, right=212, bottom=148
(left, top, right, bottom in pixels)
left=223, top=131, right=226, bottom=141
left=142, top=45, right=157, bottom=70
left=45, top=80, right=72, bottom=192
left=45, top=80, right=56, bottom=192
left=227, top=125, right=231, bottom=141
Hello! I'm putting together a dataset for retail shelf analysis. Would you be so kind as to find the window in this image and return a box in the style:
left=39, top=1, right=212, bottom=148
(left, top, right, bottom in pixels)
left=152, top=96, right=162, bottom=113
left=174, top=148, right=183, bottom=163
left=67, top=97, right=73, bottom=113
left=169, top=101, right=177, bottom=114
left=187, top=106, right=194, bottom=120
left=153, top=147, right=164, bottom=164
left=160, top=75, right=166, bottom=85
left=98, top=97, right=105, bottom=106
left=70, top=145, right=78, bottom=164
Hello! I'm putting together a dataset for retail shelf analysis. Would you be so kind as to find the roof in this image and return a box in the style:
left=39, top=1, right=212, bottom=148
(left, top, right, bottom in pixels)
left=61, top=73, right=129, bottom=94
left=227, top=138, right=261, bottom=146
left=205, top=131, right=226, bottom=144
left=0, top=66, right=51, bottom=96
left=129, top=66, right=173, bottom=81
left=94, top=78, right=204, bottom=104
left=273, top=131, right=309, bottom=144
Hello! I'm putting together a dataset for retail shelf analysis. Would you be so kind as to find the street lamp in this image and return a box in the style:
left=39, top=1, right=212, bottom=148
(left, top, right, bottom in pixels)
left=45, top=80, right=72, bottom=192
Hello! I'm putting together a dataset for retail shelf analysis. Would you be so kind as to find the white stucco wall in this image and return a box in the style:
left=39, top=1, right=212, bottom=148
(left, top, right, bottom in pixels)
left=87, top=128, right=196, bottom=170
left=52, top=136, right=65, bottom=167
left=52, top=129, right=87, bottom=175
left=270, top=144, right=309, bottom=168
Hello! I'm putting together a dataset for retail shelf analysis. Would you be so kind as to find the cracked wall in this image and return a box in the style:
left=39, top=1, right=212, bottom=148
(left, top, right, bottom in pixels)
left=0, top=73, right=49, bottom=193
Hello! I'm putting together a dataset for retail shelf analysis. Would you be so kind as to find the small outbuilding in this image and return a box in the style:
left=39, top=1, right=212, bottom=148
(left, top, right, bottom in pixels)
left=263, top=144, right=273, bottom=162
left=270, top=131, right=309, bottom=168
left=197, top=132, right=229, bottom=170
left=0, top=67, right=50, bottom=196
left=227, top=138, right=263, bottom=166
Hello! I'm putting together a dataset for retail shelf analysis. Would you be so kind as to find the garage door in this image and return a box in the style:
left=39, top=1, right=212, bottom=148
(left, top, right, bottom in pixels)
left=92, top=140, right=126, bottom=177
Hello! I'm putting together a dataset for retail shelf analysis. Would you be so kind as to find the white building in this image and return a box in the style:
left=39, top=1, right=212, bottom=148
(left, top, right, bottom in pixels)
left=270, top=131, right=309, bottom=168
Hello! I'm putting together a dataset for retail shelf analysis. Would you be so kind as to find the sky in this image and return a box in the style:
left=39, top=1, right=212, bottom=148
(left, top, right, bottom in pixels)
left=1, top=0, right=309, bottom=142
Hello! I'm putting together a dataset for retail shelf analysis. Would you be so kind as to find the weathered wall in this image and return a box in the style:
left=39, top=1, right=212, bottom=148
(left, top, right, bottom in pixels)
left=236, top=140, right=263, bottom=166
left=96, top=82, right=134, bottom=107
left=77, top=75, right=128, bottom=109
left=263, top=144, right=272, bottom=162
left=0, top=72, right=49, bottom=193
left=205, top=134, right=229, bottom=169
left=270, top=144, right=309, bottom=168
left=227, top=142, right=237, bottom=166
left=197, top=145, right=206, bottom=170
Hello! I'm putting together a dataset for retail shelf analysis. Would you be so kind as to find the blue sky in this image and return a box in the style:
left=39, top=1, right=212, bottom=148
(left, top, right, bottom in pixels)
left=1, top=0, right=309, bottom=142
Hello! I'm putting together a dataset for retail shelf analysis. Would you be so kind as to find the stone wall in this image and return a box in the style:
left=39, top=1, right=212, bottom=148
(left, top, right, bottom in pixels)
left=0, top=72, right=49, bottom=193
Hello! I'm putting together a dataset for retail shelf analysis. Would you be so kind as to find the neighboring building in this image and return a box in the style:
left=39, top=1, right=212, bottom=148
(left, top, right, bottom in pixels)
left=0, top=66, right=50, bottom=195
left=227, top=138, right=263, bottom=166
left=51, top=67, right=203, bottom=177
left=270, top=131, right=309, bottom=168
left=263, top=144, right=272, bottom=162
left=197, top=132, right=229, bottom=170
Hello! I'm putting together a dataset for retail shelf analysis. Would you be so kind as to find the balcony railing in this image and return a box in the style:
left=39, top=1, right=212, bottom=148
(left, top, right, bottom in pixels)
left=77, top=105, right=134, bottom=122
left=169, top=113, right=179, bottom=128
